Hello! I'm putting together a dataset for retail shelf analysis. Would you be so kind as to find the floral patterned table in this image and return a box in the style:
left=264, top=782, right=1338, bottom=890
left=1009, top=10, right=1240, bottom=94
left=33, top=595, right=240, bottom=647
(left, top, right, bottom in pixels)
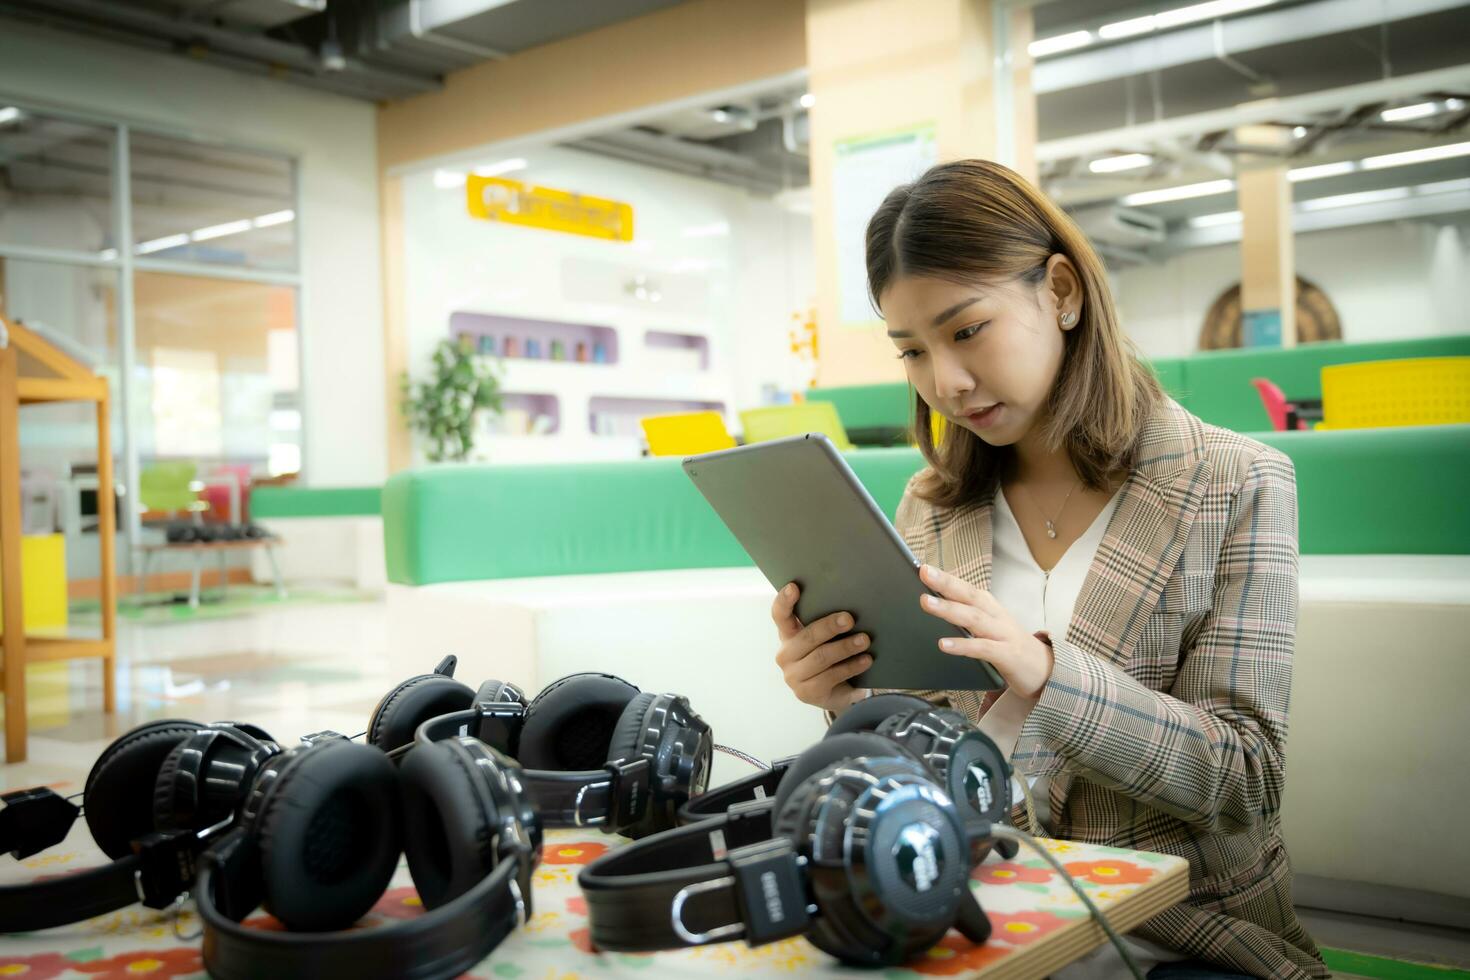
left=1, top=828, right=1188, bottom=979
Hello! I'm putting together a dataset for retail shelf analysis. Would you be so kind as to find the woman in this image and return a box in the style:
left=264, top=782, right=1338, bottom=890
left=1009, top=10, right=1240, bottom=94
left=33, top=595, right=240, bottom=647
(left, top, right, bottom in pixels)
left=772, top=160, right=1326, bottom=980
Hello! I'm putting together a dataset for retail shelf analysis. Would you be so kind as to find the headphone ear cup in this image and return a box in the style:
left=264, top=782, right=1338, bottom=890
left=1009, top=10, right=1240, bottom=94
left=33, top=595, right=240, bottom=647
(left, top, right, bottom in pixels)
left=400, top=740, right=501, bottom=910
left=605, top=692, right=657, bottom=766
left=84, top=720, right=204, bottom=859
left=827, top=694, right=933, bottom=737
left=772, top=732, right=907, bottom=820
left=252, top=741, right=401, bottom=931
left=518, top=673, right=639, bottom=771
left=774, top=750, right=957, bottom=967
left=368, top=674, right=476, bottom=753
left=151, top=740, right=189, bottom=833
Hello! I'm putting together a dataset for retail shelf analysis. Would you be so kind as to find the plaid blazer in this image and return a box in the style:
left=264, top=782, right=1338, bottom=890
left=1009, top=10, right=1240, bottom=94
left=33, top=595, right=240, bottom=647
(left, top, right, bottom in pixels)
left=886, top=401, right=1327, bottom=979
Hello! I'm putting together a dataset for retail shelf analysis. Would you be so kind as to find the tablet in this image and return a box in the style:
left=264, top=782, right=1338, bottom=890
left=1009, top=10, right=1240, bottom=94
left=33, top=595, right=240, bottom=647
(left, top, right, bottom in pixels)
left=684, top=434, right=1004, bottom=692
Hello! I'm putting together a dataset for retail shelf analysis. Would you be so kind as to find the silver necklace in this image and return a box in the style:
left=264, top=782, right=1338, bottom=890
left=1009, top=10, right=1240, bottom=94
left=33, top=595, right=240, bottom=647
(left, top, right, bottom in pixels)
left=1021, top=479, right=1081, bottom=539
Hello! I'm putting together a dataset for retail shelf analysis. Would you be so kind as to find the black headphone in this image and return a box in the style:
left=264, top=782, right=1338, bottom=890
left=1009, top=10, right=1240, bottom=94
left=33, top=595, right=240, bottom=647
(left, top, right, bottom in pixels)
left=579, top=732, right=993, bottom=967
left=0, top=719, right=280, bottom=932
left=194, top=732, right=541, bottom=980
left=681, top=694, right=1015, bottom=860
left=371, top=658, right=714, bottom=839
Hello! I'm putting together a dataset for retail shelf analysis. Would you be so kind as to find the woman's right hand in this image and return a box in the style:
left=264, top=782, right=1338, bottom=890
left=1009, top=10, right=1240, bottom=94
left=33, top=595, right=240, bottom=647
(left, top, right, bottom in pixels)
left=772, top=582, right=872, bottom=713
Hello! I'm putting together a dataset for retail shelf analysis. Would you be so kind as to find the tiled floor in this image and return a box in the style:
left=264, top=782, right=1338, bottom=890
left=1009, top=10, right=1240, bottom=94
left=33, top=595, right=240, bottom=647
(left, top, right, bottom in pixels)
left=1, top=593, right=401, bottom=796
left=5, top=593, right=1468, bottom=975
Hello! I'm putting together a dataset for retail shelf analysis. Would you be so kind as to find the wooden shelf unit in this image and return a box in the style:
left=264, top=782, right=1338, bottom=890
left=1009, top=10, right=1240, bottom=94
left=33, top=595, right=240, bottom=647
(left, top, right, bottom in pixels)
left=0, top=317, right=118, bottom=762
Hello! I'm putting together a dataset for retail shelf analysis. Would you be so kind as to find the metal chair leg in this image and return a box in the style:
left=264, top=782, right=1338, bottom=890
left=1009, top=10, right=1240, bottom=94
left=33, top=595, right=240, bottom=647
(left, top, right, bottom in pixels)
left=266, top=544, right=286, bottom=600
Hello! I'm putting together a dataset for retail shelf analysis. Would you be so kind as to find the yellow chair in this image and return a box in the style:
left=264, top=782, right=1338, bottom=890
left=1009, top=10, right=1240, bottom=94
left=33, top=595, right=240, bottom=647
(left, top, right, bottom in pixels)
left=739, top=402, right=854, bottom=451
left=1321, top=357, right=1470, bottom=429
left=640, top=411, right=737, bottom=456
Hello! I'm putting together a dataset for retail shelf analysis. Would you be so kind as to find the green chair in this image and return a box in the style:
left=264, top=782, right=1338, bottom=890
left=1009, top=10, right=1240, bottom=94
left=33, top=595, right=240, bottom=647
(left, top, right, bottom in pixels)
left=739, top=402, right=854, bottom=451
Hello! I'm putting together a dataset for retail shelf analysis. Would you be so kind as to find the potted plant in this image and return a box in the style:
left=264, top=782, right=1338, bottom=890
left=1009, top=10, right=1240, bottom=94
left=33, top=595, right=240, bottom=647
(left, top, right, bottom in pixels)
left=400, top=337, right=503, bottom=462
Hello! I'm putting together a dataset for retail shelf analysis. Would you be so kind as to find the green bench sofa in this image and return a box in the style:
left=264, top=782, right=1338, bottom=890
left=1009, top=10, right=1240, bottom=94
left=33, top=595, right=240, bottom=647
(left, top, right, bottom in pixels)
left=806, top=334, right=1470, bottom=441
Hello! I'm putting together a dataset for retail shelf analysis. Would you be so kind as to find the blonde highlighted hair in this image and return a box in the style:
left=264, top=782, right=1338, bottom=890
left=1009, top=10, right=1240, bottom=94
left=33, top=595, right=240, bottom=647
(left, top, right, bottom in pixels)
left=865, top=159, right=1161, bottom=507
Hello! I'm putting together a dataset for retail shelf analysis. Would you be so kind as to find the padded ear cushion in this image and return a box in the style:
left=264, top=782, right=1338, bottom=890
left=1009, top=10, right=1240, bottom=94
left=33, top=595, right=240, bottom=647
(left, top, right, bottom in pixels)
left=84, top=720, right=204, bottom=859
left=773, top=732, right=907, bottom=820
left=605, top=692, right=657, bottom=767
left=400, top=740, right=499, bottom=910
left=827, top=694, right=934, bottom=737
left=254, top=741, right=401, bottom=931
left=367, top=674, right=476, bottom=753
left=518, top=673, right=639, bottom=771
left=151, top=740, right=189, bottom=833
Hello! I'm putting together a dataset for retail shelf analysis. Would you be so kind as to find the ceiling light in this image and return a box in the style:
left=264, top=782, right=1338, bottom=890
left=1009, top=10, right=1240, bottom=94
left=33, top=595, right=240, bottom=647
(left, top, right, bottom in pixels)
left=1292, top=126, right=1308, bottom=138
left=798, top=93, right=816, bottom=110
left=319, top=38, right=346, bottom=72
left=0, top=106, right=21, bottom=126
left=136, top=233, right=190, bottom=255
left=434, top=169, right=467, bottom=190
left=98, top=248, right=118, bottom=261
left=253, top=210, right=295, bottom=228
left=1415, top=177, right=1470, bottom=196
left=472, top=157, right=527, bottom=178
left=1098, top=15, right=1156, bottom=39
left=710, top=109, right=732, bottom=124
left=191, top=218, right=253, bottom=242
left=1381, top=102, right=1439, bottom=123
left=1089, top=153, right=1153, bottom=173
left=1099, top=0, right=1277, bottom=39
left=1029, top=31, right=1093, bottom=57
left=1122, top=179, right=1234, bottom=206
left=1361, top=141, right=1470, bottom=170
left=1287, top=161, right=1356, bottom=182
left=1154, top=0, right=1277, bottom=29
left=1297, top=187, right=1412, bottom=212
left=1447, top=98, right=1465, bottom=111
left=1188, top=210, right=1242, bottom=228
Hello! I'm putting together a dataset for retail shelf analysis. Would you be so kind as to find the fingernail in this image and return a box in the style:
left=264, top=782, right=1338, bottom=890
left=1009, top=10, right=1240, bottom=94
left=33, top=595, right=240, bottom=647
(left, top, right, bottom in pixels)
left=920, top=564, right=932, bottom=576
left=784, top=583, right=795, bottom=596
left=853, top=635, right=868, bottom=649
left=940, top=638, right=954, bottom=650
left=837, top=614, right=851, bottom=629
left=922, top=595, right=938, bottom=608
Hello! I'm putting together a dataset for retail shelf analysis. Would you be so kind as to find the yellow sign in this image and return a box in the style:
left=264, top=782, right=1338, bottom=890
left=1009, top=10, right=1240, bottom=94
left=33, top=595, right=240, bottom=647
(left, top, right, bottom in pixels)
left=466, top=175, right=634, bottom=242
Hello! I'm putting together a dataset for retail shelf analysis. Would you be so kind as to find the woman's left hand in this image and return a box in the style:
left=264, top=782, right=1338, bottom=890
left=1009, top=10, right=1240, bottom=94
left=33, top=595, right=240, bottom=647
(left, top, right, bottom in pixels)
left=918, top=564, right=1054, bottom=699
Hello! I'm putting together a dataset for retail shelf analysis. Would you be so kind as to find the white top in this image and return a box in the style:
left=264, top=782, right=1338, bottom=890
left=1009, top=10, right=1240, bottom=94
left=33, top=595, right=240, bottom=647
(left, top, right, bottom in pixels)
left=990, top=486, right=1121, bottom=642
left=983, top=486, right=1185, bottom=977
left=977, top=485, right=1124, bottom=763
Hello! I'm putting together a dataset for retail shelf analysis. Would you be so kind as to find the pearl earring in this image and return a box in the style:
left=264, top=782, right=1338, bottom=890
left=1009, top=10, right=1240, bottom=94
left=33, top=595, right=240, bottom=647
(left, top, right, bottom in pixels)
left=1061, top=311, right=1077, bottom=326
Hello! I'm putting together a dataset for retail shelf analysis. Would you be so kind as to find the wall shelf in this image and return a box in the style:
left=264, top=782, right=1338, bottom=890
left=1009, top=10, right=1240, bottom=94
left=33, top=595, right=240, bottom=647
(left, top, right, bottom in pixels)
left=452, top=311, right=617, bottom=365
left=491, top=392, right=560, bottom=436
left=588, top=395, right=725, bottom=439
left=643, top=330, right=710, bottom=372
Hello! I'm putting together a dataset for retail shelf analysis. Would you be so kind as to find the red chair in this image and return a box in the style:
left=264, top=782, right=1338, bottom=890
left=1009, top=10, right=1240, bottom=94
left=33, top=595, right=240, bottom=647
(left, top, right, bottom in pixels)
left=1250, top=378, right=1308, bottom=431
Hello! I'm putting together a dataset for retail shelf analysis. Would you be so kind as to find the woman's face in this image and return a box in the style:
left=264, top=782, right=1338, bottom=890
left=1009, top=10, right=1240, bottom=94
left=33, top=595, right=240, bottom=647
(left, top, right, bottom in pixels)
left=879, top=257, right=1078, bottom=449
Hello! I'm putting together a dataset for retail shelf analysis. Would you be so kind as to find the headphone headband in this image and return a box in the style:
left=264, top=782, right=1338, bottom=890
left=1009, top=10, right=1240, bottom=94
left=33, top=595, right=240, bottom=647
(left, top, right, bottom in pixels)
left=0, top=817, right=231, bottom=932
left=414, top=708, right=653, bottom=829
left=196, top=831, right=529, bottom=980
left=578, top=813, right=811, bottom=951
left=678, top=761, right=789, bottom=824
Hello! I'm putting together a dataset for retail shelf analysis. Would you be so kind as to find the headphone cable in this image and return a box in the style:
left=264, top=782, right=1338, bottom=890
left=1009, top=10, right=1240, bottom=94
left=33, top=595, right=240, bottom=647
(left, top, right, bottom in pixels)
left=712, top=744, right=771, bottom=771
left=985, top=823, right=1146, bottom=980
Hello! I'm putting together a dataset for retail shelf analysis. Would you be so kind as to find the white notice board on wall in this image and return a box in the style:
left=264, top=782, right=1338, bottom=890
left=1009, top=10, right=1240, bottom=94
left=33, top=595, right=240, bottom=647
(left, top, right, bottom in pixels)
left=833, top=124, right=938, bottom=327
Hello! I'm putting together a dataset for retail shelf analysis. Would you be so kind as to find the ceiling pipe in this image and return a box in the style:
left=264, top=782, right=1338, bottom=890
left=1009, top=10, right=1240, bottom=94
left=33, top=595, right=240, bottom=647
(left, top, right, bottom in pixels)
left=13, top=0, right=441, bottom=96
